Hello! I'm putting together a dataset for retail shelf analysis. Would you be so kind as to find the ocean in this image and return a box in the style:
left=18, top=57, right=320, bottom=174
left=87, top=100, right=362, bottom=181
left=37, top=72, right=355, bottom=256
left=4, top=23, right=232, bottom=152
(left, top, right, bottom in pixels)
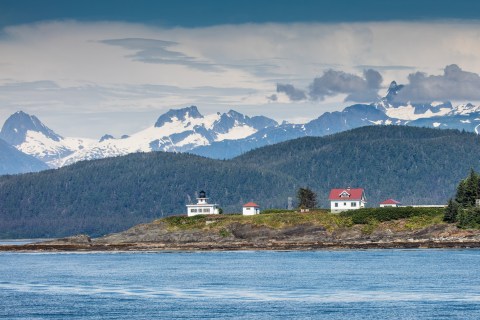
left=1, top=249, right=479, bottom=319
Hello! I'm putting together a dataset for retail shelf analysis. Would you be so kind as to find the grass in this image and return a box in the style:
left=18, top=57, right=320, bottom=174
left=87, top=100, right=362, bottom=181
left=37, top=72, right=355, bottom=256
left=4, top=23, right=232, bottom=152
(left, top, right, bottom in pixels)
left=162, top=207, right=446, bottom=234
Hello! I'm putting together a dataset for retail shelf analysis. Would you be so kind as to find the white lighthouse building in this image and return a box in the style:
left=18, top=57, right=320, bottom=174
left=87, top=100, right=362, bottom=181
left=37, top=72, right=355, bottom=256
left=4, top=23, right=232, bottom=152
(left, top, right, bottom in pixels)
left=186, top=190, right=220, bottom=216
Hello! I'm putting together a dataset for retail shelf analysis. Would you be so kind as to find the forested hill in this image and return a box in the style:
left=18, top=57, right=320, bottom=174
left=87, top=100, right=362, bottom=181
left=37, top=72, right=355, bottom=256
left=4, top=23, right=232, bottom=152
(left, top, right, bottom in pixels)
left=235, top=126, right=480, bottom=206
left=1, top=126, right=479, bottom=238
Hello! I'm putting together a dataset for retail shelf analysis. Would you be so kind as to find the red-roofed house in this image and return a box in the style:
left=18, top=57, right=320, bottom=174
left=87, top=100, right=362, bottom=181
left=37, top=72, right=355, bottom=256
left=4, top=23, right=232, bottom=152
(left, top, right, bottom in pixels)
left=243, top=202, right=260, bottom=215
left=380, top=199, right=401, bottom=207
left=328, top=188, right=366, bottom=213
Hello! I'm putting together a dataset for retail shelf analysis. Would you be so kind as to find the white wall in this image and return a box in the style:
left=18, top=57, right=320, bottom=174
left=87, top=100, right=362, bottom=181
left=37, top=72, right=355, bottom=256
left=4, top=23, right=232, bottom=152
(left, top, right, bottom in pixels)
left=243, top=207, right=260, bottom=215
left=187, top=205, right=219, bottom=216
left=330, top=200, right=363, bottom=213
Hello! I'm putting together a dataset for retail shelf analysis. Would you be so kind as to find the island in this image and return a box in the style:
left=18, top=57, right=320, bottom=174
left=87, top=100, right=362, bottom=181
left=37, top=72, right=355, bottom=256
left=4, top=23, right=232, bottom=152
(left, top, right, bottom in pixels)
left=1, top=207, right=480, bottom=252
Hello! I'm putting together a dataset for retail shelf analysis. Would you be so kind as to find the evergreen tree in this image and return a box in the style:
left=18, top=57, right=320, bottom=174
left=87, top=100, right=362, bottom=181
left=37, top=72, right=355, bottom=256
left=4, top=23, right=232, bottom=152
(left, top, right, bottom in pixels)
left=297, top=187, right=317, bottom=209
left=444, top=198, right=459, bottom=223
left=455, top=169, right=480, bottom=207
left=465, top=168, right=479, bottom=206
left=455, top=180, right=467, bottom=205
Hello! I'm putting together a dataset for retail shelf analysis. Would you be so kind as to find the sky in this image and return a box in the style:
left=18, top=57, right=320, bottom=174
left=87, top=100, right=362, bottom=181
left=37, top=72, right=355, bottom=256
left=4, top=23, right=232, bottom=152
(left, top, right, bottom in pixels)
left=1, top=0, right=480, bottom=138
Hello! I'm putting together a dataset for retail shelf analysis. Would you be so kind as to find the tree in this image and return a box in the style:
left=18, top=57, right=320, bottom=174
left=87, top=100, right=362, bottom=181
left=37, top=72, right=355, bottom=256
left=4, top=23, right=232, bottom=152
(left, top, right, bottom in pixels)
left=455, top=180, right=467, bottom=205
left=455, top=169, right=480, bottom=207
left=444, top=198, right=459, bottom=223
left=465, top=168, right=479, bottom=206
left=297, top=187, right=317, bottom=209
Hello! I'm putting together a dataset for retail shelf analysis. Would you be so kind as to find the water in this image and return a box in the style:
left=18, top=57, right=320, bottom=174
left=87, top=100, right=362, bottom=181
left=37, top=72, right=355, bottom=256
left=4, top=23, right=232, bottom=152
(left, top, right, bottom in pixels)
left=1, top=250, right=479, bottom=319
left=0, top=239, right=50, bottom=245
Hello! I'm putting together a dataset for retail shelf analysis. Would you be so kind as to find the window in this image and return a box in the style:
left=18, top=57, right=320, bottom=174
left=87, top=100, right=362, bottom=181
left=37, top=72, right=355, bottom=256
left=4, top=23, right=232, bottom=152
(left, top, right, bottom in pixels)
left=334, top=203, right=338, bottom=207
left=344, top=203, right=347, bottom=206
left=203, top=208, right=210, bottom=213
left=351, top=202, right=357, bottom=207
left=246, top=207, right=251, bottom=210
left=191, top=208, right=197, bottom=213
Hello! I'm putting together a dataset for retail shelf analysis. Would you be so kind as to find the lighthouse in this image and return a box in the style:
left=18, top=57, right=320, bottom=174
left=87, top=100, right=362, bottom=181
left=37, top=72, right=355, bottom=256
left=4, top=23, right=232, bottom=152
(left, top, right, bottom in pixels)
left=186, top=190, right=220, bottom=216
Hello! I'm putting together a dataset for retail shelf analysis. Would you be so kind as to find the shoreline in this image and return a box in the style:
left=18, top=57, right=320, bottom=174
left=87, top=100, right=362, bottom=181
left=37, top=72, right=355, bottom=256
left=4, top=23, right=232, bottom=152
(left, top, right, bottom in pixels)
left=3, top=209, right=480, bottom=253
left=2, top=239, right=480, bottom=252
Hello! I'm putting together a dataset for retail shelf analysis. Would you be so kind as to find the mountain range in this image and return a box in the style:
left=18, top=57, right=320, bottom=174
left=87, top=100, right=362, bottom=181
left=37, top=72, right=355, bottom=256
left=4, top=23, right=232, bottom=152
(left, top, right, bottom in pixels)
left=2, top=81, right=480, bottom=173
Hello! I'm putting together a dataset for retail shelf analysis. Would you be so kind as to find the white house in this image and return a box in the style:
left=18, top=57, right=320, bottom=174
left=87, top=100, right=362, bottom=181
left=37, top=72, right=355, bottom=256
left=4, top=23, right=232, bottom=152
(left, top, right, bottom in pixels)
left=329, top=188, right=366, bottom=213
left=186, top=190, right=220, bottom=216
left=242, top=202, right=260, bottom=215
left=379, top=199, right=401, bottom=207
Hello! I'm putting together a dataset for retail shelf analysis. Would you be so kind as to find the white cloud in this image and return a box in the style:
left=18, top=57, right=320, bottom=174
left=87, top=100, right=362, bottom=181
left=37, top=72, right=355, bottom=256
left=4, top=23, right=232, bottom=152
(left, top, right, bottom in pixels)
left=1, top=20, right=480, bottom=137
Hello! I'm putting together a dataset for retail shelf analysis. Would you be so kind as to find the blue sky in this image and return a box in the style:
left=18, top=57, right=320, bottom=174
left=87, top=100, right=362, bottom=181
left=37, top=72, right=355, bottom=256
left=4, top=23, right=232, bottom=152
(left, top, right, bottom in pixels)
left=1, top=0, right=480, bottom=138
left=2, top=0, right=480, bottom=27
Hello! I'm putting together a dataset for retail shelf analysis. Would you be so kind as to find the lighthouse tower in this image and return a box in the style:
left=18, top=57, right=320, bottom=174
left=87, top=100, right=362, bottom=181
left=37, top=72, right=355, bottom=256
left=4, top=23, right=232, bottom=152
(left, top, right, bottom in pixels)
left=186, top=190, right=220, bottom=216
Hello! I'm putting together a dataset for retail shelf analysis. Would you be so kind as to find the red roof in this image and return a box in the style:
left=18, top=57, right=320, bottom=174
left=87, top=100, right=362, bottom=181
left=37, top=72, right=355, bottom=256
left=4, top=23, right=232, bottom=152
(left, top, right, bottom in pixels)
left=380, top=199, right=401, bottom=205
left=243, top=202, right=260, bottom=207
left=328, top=188, right=365, bottom=201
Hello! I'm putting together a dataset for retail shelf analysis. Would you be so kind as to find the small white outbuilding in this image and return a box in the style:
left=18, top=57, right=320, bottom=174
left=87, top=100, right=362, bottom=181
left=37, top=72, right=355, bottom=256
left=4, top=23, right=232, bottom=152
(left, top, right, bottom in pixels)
left=242, top=202, right=260, bottom=215
left=379, top=199, right=401, bottom=207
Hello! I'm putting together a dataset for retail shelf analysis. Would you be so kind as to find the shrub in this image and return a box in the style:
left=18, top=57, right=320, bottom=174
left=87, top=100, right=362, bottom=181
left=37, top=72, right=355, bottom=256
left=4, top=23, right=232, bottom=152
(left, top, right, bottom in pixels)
left=340, top=207, right=443, bottom=225
left=260, top=209, right=296, bottom=214
left=457, top=208, right=480, bottom=229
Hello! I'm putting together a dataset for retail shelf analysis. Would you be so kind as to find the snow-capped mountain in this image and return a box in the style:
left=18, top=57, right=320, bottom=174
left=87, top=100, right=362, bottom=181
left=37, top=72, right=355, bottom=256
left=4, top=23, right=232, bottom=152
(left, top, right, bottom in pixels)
left=3, top=78, right=480, bottom=172
left=191, top=104, right=404, bottom=159
left=376, top=81, right=480, bottom=120
left=48, top=106, right=278, bottom=167
left=0, top=111, right=95, bottom=164
left=372, top=81, right=480, bottom=132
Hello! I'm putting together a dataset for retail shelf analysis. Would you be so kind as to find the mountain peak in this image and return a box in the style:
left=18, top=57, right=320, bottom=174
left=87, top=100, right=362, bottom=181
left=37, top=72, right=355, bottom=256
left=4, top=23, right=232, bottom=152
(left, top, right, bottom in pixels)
left=99, top=134, right=115, bottom=142
left=0, top=110, right=63, bottom=146
left=386, top=81, right=404, bottom=102
left=154, top=106, right=203, bottom=128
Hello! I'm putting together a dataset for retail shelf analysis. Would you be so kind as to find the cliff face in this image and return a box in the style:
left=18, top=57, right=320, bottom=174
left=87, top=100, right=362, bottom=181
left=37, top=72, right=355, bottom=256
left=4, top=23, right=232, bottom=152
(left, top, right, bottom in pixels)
left=3, top=211, right=480, bottom=251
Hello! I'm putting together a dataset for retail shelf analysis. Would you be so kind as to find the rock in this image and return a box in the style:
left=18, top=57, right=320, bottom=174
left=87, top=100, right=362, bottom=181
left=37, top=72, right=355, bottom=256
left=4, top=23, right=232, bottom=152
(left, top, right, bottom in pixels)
left=41, top=234, right=92, bottom=245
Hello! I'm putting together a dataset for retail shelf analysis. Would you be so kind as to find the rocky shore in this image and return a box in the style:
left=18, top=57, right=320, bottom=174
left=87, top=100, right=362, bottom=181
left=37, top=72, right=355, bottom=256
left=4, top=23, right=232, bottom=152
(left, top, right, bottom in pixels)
left=2, top=212, right=480, bottom=252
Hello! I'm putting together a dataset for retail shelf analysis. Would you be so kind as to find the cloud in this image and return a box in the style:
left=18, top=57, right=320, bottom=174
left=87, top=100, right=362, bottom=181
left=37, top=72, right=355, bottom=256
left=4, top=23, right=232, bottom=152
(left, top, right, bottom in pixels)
left=394, top=64, right=480, bottom=103
left=100, top=38, right=220, bottom=71
left=276, top=69, right=383, bottom=103
left=276, top=83, right=307, bottom=101
left=3, top=20, right=480, bottom=136
left=309, top=69, right=382, bottom=102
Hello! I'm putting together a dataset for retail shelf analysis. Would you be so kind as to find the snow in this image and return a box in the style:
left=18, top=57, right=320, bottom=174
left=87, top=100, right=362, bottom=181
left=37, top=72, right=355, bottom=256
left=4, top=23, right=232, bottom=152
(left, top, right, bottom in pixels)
left=460, top=120, right=471, bottom=123
left=176, top=133, right=210, bottom=147
left=215, top=124, right=256, bottom=141
left=17, top=131, right=95, bottom=167
left=385, top=104, right=451, bottom=120
left=433, top=122, right=441, bottom=128
left=369, top=120, right=383, bottom=125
